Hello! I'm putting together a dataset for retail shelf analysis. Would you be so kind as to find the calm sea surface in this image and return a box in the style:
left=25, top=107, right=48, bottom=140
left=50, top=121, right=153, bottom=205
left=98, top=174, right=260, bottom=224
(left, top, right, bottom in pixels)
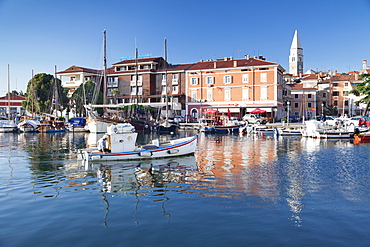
left=1, top=130, right=370, bottom=247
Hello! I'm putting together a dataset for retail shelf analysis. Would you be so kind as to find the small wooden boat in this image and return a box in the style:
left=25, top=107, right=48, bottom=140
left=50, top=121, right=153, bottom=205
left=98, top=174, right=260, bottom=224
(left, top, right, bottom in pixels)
left=77, top=123, right=198, bottom=162
left=37, top=119, right=66, bottom=133
left=353, top=133, right=370, bottom=144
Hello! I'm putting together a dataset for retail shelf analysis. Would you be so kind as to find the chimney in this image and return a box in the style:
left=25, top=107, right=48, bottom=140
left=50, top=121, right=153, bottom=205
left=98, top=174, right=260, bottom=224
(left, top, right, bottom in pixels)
left=224, top=57, right=228, bottom=61
left=214, top=62, right=217, bottom=69
left=233, top=61, right=237, bottom=67
left=245, top=54, right=250, bottom=60
left=363, top=60, right=367, bottom=70
left=230, top=56, right=233, bottom=60
left=355, top=73, right=358, bottom=80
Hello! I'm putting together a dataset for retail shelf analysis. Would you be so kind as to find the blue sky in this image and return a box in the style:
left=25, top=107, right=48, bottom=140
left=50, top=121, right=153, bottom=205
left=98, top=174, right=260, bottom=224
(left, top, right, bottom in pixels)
left=1, top=0, right=370, bottom=95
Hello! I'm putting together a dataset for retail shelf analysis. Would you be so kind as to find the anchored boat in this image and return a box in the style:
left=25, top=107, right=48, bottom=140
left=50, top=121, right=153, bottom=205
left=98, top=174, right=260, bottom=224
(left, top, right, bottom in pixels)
left=77, top=123, right=198, bottom=162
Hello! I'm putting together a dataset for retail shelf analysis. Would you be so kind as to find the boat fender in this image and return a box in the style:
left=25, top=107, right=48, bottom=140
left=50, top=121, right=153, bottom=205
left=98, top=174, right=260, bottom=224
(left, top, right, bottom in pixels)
left=167, top=149, right=179, bottom=154
left=139, top=151, right=152, bottom=157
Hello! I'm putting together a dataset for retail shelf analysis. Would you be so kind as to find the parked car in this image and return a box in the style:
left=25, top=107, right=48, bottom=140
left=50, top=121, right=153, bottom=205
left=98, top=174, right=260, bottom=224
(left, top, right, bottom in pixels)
left=343, top=116, right=363, bottom=126
left=316, top=116, right=339, bottom=126
left=242, top=114, right=267, bottom=125
left=359, top=117, right=370, bottom=127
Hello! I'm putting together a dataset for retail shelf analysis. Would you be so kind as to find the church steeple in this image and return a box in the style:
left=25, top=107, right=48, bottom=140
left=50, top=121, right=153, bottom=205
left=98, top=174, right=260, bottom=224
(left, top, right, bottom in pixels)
left=289, top=30, right=304, bottom=76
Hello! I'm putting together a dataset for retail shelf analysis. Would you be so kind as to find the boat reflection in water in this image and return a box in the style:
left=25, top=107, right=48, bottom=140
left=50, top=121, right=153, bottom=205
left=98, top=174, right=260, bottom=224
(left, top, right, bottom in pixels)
left=81, top=155, right=198, bottom=193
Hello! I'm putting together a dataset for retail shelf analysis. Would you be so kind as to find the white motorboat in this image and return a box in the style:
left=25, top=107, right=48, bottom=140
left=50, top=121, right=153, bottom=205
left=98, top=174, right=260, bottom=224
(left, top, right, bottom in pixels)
left=77, top=123, right=198, bottom=162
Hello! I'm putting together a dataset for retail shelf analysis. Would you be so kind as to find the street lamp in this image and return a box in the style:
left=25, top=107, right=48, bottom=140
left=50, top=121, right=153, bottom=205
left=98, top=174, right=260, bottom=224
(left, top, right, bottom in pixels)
left=321, top=103, right=324, bottom=115
left=287, top=101, right=290, bottom=126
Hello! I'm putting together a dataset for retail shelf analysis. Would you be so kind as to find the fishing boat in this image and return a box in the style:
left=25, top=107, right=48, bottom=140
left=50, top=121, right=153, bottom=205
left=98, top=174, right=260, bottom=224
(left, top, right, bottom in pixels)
left=275, top=128, right=302, bottom=136
left=301, top=120, right=351, bottom=139
left=239, top=125, right=275, bottom=135
left=77, top=123, right=198, bottom=162
left=200, top=115, right=244, bottom=134
left=353, top=132, right=370, bottom=144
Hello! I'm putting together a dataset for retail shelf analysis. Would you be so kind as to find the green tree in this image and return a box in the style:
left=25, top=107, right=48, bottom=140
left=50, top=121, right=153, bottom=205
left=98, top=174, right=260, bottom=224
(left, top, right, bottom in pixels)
left=110, top=89, right=120, bottom=104
left=349, top=73, right=370, bottom=115
left=22, top=73, right=68, bottom=115
left=324, top=104, right=338, bottom=116
left=71, top=80, right=103, bottom=116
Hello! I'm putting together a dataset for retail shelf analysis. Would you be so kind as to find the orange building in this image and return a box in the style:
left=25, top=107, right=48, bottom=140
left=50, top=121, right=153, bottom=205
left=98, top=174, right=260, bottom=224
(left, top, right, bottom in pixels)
left=186, top=56, right=286, bottom=120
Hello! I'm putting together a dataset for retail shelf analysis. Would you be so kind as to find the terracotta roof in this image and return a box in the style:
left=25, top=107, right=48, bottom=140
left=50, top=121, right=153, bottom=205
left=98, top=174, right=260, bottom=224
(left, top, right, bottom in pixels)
left=112, top=57, right=164, bottom=66
left=0, top=94, right=26, bottom=100
left=287, top=83, right=316, bottom=90
left=187, top=58, right=278, bottom=70
left=57, top=66, right=102, bottom=74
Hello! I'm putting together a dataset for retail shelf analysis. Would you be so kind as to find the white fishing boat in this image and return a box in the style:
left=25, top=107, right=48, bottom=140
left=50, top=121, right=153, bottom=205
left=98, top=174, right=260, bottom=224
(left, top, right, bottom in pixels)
left=275, top=128, right=302, bottom=136
left=77, top=123, right=198, bottom=162
left=301, top=120, right=352, bottom=139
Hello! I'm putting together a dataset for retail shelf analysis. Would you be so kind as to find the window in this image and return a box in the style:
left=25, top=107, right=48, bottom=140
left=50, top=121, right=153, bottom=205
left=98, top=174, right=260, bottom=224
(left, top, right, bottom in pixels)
left=343, top=91, right=348, bottom=96
left=308, top=102, right=312, bottom=108
left=224, top=75, right=232, bottom=84
left=131, top=87, right=137, bottom=95
left=191, top=77, right=198, bottom=85
left=162, top=86, right=167, bottom=95
left=225, top=89, right=231, bottom=101
left=172, top=86, right=178, bottom=94
left=138, top=87, right=142, bottom=95
left=344, top=82, right=349, bottom=87
left=242, top=88, right=249, bottom=101
left=206, top=76, right=214, bottom=85
left=333, top=83, right=338, bottom=87
left=307, top=94, right=312, bottom=99
left=172, top=74, right=178, bottom=84
left=334, top=100, right=338, bottom=106
left=294, top=94, right=299, bottom=99
left=242, top=74, right=249, bottom=83
left=344, top=100, right=348, bottom=106
left=191, top=91, right=197, bottom=102
left=333, top=91, right=339, bottom=96
left=260, top=73, right=267, bottom=82
left=294, top=102, right=299, bottom=108
left=323, top=92, right=327, bottom=98
left=207, top=89, right=213, bottom=101
left=260, top=87, right=267, bottom=100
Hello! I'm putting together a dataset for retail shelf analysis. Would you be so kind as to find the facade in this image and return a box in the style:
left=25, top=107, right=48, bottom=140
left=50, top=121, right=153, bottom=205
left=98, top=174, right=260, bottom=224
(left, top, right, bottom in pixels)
left=289, top=30, right=304, bottom=76
left=288, top=83, right=317, bottom=120
left=57, top=66, right=102, bottom=98
left=0, top=94, right=27, bottom=117
left=185, top=56, right=286, bottom=121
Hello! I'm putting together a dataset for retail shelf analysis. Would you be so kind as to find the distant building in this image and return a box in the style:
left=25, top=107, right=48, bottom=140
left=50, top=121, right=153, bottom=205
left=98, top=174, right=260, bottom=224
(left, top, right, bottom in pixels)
left=289, top=30, right=304, bottom=76
left=0, top=94, right=26, bottom=117
left=185, top=56, right=286, bottom=120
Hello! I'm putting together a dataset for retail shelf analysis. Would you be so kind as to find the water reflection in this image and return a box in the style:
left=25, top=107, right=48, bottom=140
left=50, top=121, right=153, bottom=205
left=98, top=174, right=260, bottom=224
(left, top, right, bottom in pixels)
left=2, top=131, right=370, bottom=229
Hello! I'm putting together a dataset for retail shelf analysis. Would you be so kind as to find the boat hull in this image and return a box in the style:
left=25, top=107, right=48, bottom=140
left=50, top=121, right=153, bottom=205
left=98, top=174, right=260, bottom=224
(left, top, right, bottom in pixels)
left=78, top=135, right=198, bottom=162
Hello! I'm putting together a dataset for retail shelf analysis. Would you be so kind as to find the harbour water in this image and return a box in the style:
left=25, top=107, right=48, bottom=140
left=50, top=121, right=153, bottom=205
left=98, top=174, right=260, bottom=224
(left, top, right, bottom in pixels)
left=1, top=131, right=370, bottom=246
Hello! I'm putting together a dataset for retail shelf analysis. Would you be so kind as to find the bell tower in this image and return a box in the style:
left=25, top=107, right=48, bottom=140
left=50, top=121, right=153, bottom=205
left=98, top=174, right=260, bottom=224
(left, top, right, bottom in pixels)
left=289, top=30, right=304, bottom=76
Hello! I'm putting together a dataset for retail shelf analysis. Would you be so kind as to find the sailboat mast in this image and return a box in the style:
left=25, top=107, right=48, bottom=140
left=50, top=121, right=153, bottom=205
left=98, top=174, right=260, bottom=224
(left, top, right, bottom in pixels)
left=31, top=70, right=34, bottom=117
left=135, top=47, right=139, bottom=107
left=7, top=64, right=11, bottom=119
left=164, top=38, right=168, bottom=119
left=103, top=29, right=107, bottom=106
left=54, top=65, right=59, bottom=117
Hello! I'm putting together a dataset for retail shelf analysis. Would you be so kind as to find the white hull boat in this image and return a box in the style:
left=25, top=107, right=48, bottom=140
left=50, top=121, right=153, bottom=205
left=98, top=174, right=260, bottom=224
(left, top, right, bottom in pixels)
left=78, top=123, right=198, bottom=162
left=0, top=118, right=17, bottom=133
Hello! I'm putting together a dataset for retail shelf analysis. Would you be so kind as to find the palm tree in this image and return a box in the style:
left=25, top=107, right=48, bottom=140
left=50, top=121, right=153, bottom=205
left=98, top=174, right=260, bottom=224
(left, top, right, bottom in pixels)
left=349, top=73, right=370, bottom=115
